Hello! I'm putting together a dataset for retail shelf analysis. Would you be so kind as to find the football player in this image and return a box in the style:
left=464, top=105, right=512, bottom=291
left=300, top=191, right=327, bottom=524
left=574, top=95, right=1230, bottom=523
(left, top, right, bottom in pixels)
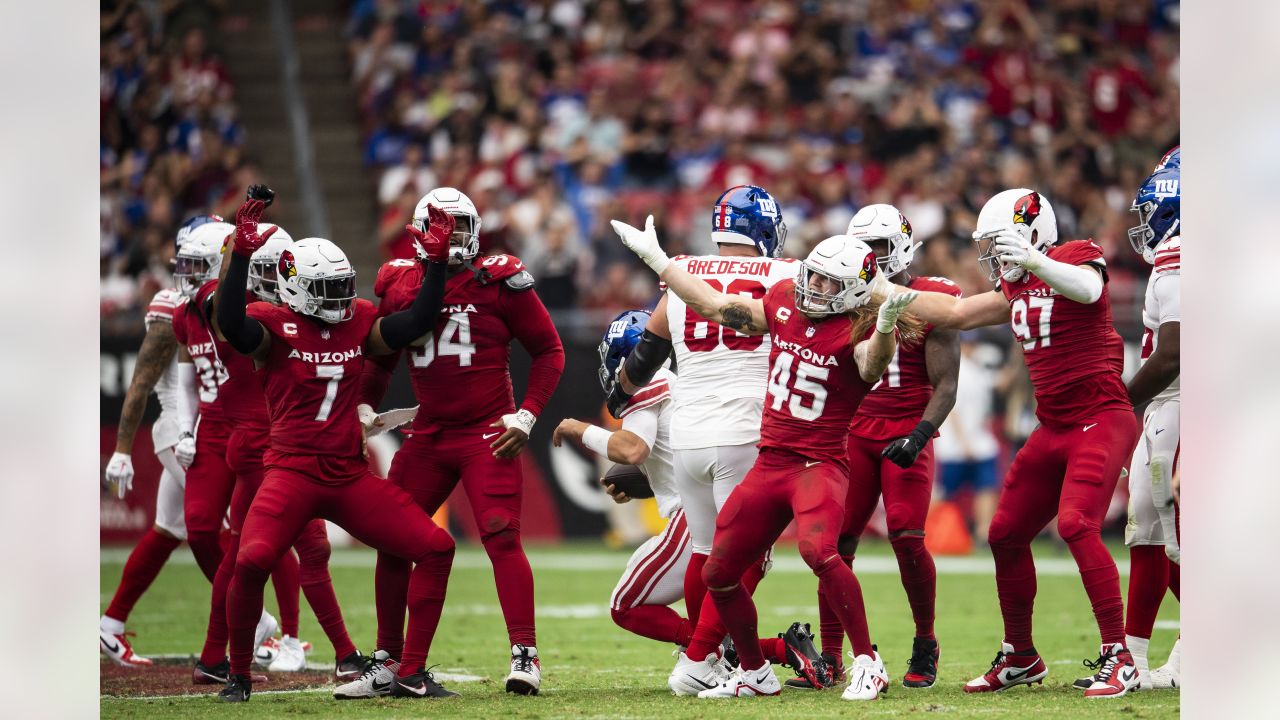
left=606, top=186, right=802, bottom=694
left=101, top=215, right=220, bottom=667
left=791, top=205, right=960, bottom=690
left=554, top=311, right=827, bottom=688
left=351, top=187, right=565, bottom=697
left=885, top=189, right=1143, bottom=698
left=214, top=187, right=458, bottom=702
left=614, top=215, right=921, bottom=701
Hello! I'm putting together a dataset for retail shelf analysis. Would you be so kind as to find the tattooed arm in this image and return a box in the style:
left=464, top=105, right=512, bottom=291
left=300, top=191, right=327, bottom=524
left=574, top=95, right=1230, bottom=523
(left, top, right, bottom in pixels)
left=658, top=261, right=769, bottom=336
left=115, top=321, right=179, bottom=454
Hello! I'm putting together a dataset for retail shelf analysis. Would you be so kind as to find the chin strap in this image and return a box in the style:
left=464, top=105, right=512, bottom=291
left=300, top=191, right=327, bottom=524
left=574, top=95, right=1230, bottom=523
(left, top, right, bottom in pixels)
left=459, top=256, right=493, bottom=285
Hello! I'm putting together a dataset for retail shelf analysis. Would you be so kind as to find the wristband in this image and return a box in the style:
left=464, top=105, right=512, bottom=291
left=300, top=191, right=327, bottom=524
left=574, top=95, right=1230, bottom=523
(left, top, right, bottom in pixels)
left=582, top=425, right=613, bottom=456
left=910, top=420, right=936, bottom=444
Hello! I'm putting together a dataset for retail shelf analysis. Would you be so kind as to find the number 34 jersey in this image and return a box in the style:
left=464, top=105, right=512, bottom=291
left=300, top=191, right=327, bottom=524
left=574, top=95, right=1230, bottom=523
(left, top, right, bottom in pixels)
left=998, top=239, right=1130, bottom=428
left=663, top=254, right=799, bottom=450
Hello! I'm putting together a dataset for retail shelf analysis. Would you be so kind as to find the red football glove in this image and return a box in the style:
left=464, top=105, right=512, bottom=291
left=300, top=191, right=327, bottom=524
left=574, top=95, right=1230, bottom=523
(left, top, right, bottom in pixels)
left=232, top=185, right=277, bottom=257
left=406, top=204, right=455, bottom=264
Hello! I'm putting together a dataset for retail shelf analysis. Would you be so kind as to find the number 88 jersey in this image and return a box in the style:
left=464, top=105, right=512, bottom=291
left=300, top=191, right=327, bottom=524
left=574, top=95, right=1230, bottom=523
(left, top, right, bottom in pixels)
left=662, top=254, right=799, bottom=450
left=997, top=239, right=1130, bottom=428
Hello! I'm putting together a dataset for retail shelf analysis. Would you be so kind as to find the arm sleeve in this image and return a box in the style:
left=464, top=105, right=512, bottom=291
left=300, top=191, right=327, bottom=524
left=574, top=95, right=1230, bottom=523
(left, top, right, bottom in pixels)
left=1153, top=274, right=1180, bottom=325
left=502, top=287, right=565, bottom=418
left=216, top=252, right=266, bottom=353
left=379, top=261, right=448, bottom=350
left=359, top=351, right=400, bottom=408
left=1029, top=255, right=1104, bottom=304
left=619, top=405, right=659, bottom=451
left=175, top=362, right=198, bottom=436
left=619, top=330, right=672, bottom=390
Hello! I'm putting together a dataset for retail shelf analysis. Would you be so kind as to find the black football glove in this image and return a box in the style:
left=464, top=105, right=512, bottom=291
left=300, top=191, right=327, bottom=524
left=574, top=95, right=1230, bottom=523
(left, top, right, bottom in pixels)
left=881, top=421, right=936, bottom=469
left=246, top=183, right=275, bottom=207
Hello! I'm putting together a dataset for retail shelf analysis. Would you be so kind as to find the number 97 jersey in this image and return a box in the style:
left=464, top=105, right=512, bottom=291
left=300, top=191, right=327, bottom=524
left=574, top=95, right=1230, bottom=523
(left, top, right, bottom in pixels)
left=663, top=254, right=799, bottom=450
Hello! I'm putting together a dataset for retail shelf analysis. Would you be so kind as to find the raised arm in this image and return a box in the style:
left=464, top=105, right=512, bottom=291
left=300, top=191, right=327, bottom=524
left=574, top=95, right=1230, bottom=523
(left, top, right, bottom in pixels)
left=217, top=189, right=276, bottom=359
left=366, top=207, right=454, bottom=355
left=892, top=287, right=1010, bottom=330
left=992, top=229, right=1104, bottom=304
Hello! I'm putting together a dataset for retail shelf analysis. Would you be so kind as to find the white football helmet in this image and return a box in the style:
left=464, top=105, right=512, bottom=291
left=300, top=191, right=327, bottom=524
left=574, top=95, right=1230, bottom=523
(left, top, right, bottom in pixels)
left=174, top=222, right=233, bottom=297
left=248, top=223, right=295, bottom=304
left=846, top=204, right=919, bottom=278
left=973, top=188, right=1058, bottom=283
left=277, top=238, right=357, bottom=324
left=795, top=235, right=879, bottom=317
left=413, top=187, right=481, bottom=265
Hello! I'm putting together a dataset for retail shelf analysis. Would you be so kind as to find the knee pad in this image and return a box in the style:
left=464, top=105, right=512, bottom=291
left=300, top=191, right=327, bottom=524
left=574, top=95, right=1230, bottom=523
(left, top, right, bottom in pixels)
left=986, top=515, right=1018, bottom=548
left=479, top=510, right=521, bottom=547
left=1056, top=509, right=1099, bottom=544
left=424, top=527, right=456, bottom=558
left=889, top=530, right=926, bottom=553
left=797, top=536, right=837, bottom=573
left=234, top=540, right=277, bottom=580
left=295, top=536, right=332, bottom=567
left=701, top=556, right=735, bottom=590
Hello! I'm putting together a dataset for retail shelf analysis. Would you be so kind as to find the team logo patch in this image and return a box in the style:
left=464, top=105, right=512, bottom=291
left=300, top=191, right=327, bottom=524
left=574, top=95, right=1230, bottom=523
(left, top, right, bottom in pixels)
left=858, top=250, right=877, bottom=282
left=1012, top=191, right=1041, bottom=226
left=278, top=250, right=297, bottom=280
left=900, top=213, right=913, bottom=239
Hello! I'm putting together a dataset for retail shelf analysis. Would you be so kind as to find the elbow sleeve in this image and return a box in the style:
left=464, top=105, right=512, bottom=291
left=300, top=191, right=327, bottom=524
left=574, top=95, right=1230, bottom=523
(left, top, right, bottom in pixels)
left=380, top=262, right=447, bottom=350
left=621, top=330, right=672, bottom=389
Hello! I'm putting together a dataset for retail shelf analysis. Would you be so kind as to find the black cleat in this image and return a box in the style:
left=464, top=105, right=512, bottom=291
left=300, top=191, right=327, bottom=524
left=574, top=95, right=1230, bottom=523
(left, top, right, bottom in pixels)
left=219, top=674, right=252, bottom=703
left=780, top=622, right=835, bottom=689
left=335, top=650, right=369, bottom=682
left=903, top=636, right=940, bottom=688
left=193, top=658, right=229, bottom=685
left=720, top=636, right=739, bottom=670
left=391, top=669, right=459, bottom=699
left=785, top=653, right=844, bottom=689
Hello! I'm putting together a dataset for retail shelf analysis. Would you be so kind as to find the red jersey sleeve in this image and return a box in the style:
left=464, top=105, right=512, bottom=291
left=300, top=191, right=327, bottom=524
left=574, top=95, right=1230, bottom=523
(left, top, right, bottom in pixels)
left=1050, top=240, right=1108, bottom=280
left=763, top=278, right=795, bottom=334
left=500, top=282, right=565, bottom=418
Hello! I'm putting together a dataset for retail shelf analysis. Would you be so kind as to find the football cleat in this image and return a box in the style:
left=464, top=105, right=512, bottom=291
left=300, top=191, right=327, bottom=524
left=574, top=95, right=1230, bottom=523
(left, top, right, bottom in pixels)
left=903, top=636, right=940, bottom=689
left=334, top=650, right=399, bottom=700
left=669, top=650, right=726, bottom=696
left=964, top=642, right=1048, bottom=693
left=254, top=636, right=280, bottom=667
left=218, top=674, right=252, bottom=703
left=785, top=654, right=844, bottom=689
left=268, top=635, right=306, bottom=672
left=193, top=658, right=266, bottom=685
left=1083, top=643, right=1142, bottom=698
left=697, top=662, right=782, bottom=698
left=781, top=622, right=835, bottom=689
left=254, top=611, right=278, bottom=660
left=100, top=629, right=153, bottom=667
left=720, top=636, right=739, bottom=669
left=842, top=653, right=889, bottom=701
left=390, top=669, right=459, bottom=699
left=506, top=644, right=541, bottom=695
left=335, top=650, right=370, bottom=682
left=1149, top=638, right=1180, bottom=689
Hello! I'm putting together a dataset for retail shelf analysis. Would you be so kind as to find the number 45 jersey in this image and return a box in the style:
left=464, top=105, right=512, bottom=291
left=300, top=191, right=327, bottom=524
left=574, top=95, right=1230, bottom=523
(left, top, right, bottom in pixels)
left=372, top=255, right=564, bottom=431
left=998, top=239, right=1130, bottom=429
left=663, top=254, right=799, bottom=450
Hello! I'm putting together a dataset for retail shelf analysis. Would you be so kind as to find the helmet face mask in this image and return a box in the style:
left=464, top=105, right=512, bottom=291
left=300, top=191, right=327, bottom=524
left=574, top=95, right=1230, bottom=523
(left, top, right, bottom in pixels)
left=276, top=238, right=358, bottom=324
left=846, top=204, right=917, bottom=278
left=1127, top=167, right=1180, bottom=263
left=794, top=235, right=878, bottom=317
left=413, top=188, right=481, bottom=265
left=974, top=229, right=1026, bottom=283
left=597, top=310, right=652, bottom=392
left=248, top=223, right=294, bottom=303
left=973, top=189, right=1057, bottom=283
left=174, top=254, right=218, bottom=297
left=173, top=222, right=232, bottom=297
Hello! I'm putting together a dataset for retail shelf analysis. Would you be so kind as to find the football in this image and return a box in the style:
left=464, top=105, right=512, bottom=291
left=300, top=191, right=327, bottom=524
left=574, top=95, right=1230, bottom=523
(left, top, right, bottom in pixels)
left=601, top=463, right=654, bottom=499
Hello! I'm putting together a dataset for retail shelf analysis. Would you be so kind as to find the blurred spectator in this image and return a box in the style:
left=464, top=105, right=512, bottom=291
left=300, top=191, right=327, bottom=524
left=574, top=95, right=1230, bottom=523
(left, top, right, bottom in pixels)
left=935, top=333, right=1003, bottom=546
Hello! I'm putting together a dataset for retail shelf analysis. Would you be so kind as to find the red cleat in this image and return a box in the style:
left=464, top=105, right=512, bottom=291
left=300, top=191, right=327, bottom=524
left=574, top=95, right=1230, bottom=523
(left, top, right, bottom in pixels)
left=963, top=642, right=1048, bottom=693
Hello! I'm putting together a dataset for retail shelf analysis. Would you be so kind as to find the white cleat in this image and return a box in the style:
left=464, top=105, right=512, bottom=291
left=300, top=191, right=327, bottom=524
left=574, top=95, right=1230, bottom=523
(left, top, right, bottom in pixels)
left=255, top=636, right=280, bottom=667
left=100, top=627, right=153, bottom=667
left=268, top=635, right=307, bottom=672
left=843, top=653, right=889, bottom=701
left=505, top=644, right=541, bottom=695
left=1150, top=638, right=1180, bottom=689
left=254, top=610, right=278, bottom=660
left=697, top=661, right=781, bottom=698
left=334, top=650, right=399, bottom=699
left=669, top=650, right=726, bottom=696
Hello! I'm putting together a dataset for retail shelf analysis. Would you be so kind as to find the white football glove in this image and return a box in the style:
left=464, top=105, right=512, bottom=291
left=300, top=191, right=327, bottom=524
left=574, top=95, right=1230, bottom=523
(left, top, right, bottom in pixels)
left=876, top=291, right=918, bottom=334
left=500, top=408, right=537, bottom=437
left=357, top=403, right=382, bottom=437
left=105, top=452, right=134, bottom=499
left=175, top=432, right=197, bottom=469
left=993, top=228, right=1045, bottom=273
left=609, top=215, right=670, bottom=275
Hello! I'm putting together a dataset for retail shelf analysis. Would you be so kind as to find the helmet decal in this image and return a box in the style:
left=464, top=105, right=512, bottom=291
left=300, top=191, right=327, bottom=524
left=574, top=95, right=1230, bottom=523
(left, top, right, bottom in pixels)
left=858, top=250, right=877, bottom=282
left=279, top=250, right=297, bottom=280
left=1012, top=191, right=1041, bottom=227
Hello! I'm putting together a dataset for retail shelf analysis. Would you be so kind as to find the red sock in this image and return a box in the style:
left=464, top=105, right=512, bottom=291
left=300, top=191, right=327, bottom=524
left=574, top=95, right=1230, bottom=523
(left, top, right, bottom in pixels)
left=104, top=528, right=180, bottom=622
left=374, top=552, right=411, bottom=659
left=816, top=554, right=853, bottom=658
left=484, top=529, right=537, bottom=647
left=271, top=549, right=301, bottom=637
left=1066, top=535, right=1125, bottom=645
left=990, top=541, right=1037, bottom=653
left=295, top=524, right=356, bottom=659
left=227, top=560, right=269, bottom=675
left=683, top=553, right=709, bottom=628
left=687, top=560, right=766, bottom=659
left=398, top=546, right=454, bottom=676
left=200, top=533, right=239, bottom=666
left=611, top=605, right=692, bottom=646
left=890, top=535, right=936, bottom=639
left=708, top=583, right=764, bottom=670
left=758, top=636, right=787, bottom=664
left=1168, top=560, right=1180, bottom=600
left=816, top=557, right=872, bottom=657
left=1125, top=545, right=1170, bottom=639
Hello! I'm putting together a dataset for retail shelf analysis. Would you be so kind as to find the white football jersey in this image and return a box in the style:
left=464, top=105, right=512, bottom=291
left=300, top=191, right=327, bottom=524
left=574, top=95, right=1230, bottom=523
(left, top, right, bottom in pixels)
left=144, top=288, right=186, bottom=450
left=619, top=368, right=679, bottom=518
left=1140, top=236, right=1179, bottom=404
left=664, top=254, right=799, bottom=449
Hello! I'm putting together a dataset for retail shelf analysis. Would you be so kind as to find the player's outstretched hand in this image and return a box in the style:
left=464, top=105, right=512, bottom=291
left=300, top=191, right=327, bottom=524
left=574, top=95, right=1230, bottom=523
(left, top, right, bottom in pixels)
left=491, top=409, right=536, bottom=458
left=104, top=452, right=134, bottom=499
left=876, top=290, right=918, bottom=333
left=551, top=418, right=585, bottom=448
left=610, top=215, right=670, bottom=274
left=992, top=228, right=1044, bottom=272
left=407, top=204, right=454, bottom=264
left=233, top=185, right=278, bottom=257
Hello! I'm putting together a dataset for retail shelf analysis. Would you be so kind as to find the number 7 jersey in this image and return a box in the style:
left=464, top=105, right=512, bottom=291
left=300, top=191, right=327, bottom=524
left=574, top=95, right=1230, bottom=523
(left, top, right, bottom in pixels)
left=663, top=254, right=799, bottom=449
left=998, top=239, right=1130, bottom=428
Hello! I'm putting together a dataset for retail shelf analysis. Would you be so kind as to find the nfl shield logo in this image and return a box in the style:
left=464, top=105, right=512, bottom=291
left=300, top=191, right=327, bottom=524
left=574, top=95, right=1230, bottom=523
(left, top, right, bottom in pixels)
left=805, top=326, right=816, bottom=337
left=321, top=329, right=331, bottom=340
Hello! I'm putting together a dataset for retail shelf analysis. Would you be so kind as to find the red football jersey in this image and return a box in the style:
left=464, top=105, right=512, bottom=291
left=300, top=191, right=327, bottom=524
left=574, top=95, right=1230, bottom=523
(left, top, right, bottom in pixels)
left=246, top=299, right=378, bottom=465
left=758, top=279, right=876, bottom=465
left=999, top=240, right=1130, bottom=428
left=372, top=255, right=564, bottom=430
left=851, top=275, right=962, bottom=439
left=172, top=280, right=269, bottom=429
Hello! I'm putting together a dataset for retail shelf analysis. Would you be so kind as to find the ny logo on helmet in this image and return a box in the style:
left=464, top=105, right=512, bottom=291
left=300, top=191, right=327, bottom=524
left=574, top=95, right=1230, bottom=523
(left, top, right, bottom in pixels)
left=858, top=251, right=878, bottom=282
left=1012, top=192, right=1042, bottom=226
left=278, top=250, right=297, bottom=280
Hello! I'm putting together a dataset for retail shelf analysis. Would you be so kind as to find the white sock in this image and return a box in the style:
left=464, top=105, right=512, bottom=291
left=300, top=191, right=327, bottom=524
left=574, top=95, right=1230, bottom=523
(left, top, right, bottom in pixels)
left=101, top=616, right=125, bottom=635
left=1163, top=638, right=1180, bottom=671
left=1125, top=635, right=1151, bottom=671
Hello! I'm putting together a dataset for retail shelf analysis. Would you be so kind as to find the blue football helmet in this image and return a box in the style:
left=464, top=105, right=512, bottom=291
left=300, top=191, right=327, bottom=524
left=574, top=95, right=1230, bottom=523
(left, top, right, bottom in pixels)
left=597, top=309, right=652, bottom=392
left=176, top=214, right=226, bottom=250
left=1128, top=167, right=1180, bottom=263
left=1155, top=145, right=1180, bottom=171
left=710, top=185, right=788, bottom=257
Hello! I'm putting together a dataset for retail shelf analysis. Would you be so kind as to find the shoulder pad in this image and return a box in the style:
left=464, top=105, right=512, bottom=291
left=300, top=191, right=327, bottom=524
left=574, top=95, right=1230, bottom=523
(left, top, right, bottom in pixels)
left=375, top=259, right=419, bottom=298
left=474, top=254, right=527, bottom=283
left=504, top=270, right=536, bottom=291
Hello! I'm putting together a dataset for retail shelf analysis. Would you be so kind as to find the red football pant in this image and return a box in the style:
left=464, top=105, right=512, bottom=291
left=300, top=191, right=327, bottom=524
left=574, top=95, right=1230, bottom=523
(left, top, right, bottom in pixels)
left=376, top=426, right=534, bottom=657
left=988, top=409, right=1139, bottom=652
left=228, top=464, right=454, bottom=677
left=184, top=420, right=236, bottom=581
left=815, top=434, right=937, bottom=657
left=702, top=448, right=874, bottom=669
left=103, top=527, right=182, bottom=623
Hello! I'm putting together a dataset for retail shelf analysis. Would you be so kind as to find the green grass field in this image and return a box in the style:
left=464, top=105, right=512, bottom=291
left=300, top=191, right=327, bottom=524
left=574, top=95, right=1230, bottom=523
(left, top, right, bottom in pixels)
left=100, top=539, right=1179, bottom=719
